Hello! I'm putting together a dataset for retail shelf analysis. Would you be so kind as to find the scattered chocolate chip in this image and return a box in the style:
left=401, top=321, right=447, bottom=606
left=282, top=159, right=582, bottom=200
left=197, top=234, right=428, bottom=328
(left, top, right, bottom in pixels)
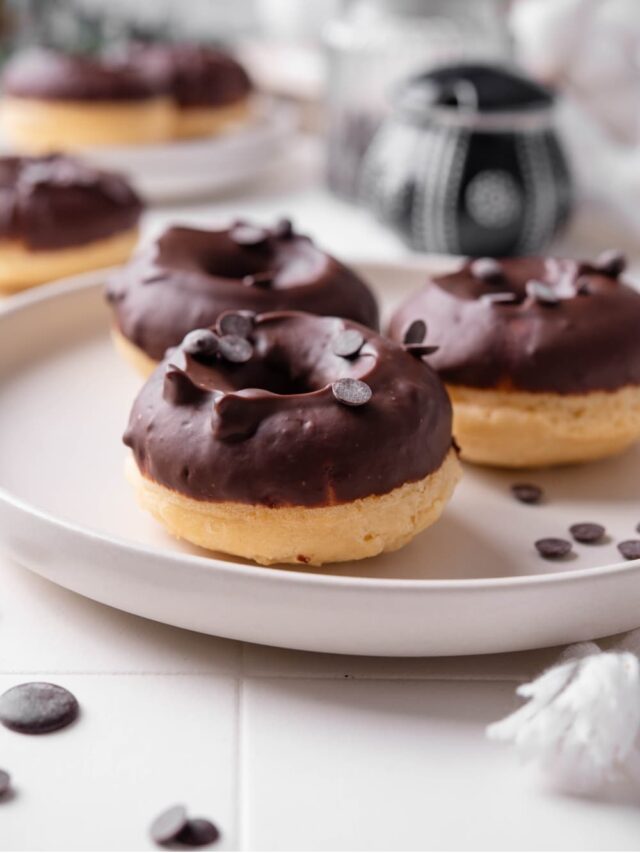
left=404, top=343, right=440, bottom=357
left=535, top=538, right=572, bottom=559
left=403, top=319, right=427, bottom=345
left=526, top=280, right=560, bottom=305
left=229, top=224, right=269, bottom=248
left=481, top=292, right=518, bottom=305
left=618, top=540, right=640, bottom=561
left=332, top=329, right=364, bottom=359
left=594, top=248, right=626, bottom=277
left=218, top=334, right=253, bottom=364
left=273, top=217, right=293, bottom=239
left=511, top=483, right=543, bottom=504
left=331, top=378, right=372, bottom=407
left=0, top=769, right=11, bottom=798
left=217, top=311, right=255, bottom=338
left=470, top=257, right=503, bottom=282
left=243, top=271, right=273, bottom=288
left=575, top=277, right=591, bottom=295
left=177, top=818, right=221, bottom=847
left=163, top=367, right=205, bottom=406
left=150, top=804, right=188, bottom=845
left=183, top=329, right=219, bottom=358
left=570, top=522, right=605, bottom=544
left=0, top=682, right=79, bottom=734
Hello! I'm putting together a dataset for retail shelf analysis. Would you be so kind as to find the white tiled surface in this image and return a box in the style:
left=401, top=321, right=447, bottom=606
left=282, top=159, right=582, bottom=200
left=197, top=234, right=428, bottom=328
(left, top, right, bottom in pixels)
left=3, top=139, right=640, bottom=851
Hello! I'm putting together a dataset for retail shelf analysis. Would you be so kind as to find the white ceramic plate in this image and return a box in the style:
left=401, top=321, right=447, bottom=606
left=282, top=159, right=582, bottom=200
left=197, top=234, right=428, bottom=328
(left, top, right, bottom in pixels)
left=81, top=98, right=297, bottom=203
left=0, top=263, right=639, bottom=656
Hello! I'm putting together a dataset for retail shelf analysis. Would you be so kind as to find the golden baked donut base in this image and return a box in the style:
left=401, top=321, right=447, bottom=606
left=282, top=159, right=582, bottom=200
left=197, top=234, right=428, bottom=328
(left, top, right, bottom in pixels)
left=449, top=384, right=640, bottom=468
left=0, top=228, right=139, bottom=293
left=126, top=449, right=461, bottom=567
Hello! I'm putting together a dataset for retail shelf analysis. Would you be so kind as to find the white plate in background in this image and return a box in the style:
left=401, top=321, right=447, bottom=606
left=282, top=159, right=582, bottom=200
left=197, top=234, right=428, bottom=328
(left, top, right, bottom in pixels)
left=0, top=262, right=639, bottom=656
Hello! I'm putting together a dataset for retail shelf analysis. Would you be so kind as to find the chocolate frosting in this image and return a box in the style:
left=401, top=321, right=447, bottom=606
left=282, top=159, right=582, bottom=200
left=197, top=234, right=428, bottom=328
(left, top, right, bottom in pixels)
left=0, top=154, right=142, bottom=250
left=123, top=43, right=252, bottom=107
left=124, top=312, right=453, bottom=507
left=388, top=256, right=640, bottom=393
left=107, top=221, right=380, bottom=360
left=2, top=48, right=157, bottom=102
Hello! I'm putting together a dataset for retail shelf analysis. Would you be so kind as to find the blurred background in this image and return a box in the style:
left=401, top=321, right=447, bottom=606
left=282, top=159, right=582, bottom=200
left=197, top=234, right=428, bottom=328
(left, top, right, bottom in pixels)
left=1, top=0, right=638, bottom=261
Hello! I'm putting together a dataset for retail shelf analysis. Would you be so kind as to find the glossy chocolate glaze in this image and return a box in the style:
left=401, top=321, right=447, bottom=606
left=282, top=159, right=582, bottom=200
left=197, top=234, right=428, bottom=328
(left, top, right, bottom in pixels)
left=124, top=43, right=251, bottom=107
left=107, top=222, right=379, bottom=360
left=2, top=48, right=156, bottom=102
left=388, top=256, right=640, bottom=394
left=124, top=312, right=453, bottom=507
left=0, top=154, right=142, bottom=250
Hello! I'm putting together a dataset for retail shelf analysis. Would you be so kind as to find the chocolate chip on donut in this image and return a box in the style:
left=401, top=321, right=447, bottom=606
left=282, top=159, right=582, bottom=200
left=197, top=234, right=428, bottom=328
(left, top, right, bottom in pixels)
left=229, top=224, right=269, bottom=248
left=332, top=378, right=372, bottom=407
left=332, top=329, right=364, bottom=359
left=216, top=310, right=255, bottom=338
left=243, top=271, right=274, bottom=288
left=470, top=257, right=503, bottom=283
left=218, top=334, right=253, bottom=364
left=593, top=249, right=626, bottom=277
left=525, top=279, right=560, bottom=306
left=182, top=329, right=219, bottom=359
left=403, top=319, right=427, bottom=345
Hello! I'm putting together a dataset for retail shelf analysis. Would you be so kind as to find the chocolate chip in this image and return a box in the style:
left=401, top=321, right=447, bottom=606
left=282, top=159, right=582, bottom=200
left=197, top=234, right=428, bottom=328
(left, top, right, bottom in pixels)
left=332, top=329, right=364, bottom=359
left=481, top=292, right=518, bottom=305
left=470, top=257, right=503, bottom=282
left=150, top=804, right=188, bottom=845
left=217, top=311, right=255, bottom=338
left=576, top=277, right=591, bottom=295
left=511, top=483, right=543, bottom=504
left=0, top=682, right=79, bottom=734
left=331, top=378, right=372, bottom=407
left=594, top=249, right=626, bottom=277
left=526, top=280, right=560, bottom=305
left=403, top=319, right=427, bottom=345
left=570, top=522, right=605, bottom=544
left=273, top=217, right=293, bottom=239
left=404, top=343, right=440, bottom=357
left=535, top=538, right=572, bottom=559
left=0, top=769, right=10, bottom=797
left=218, top=334, right=253, bottom=363
left=183, top=329, right=219, bottom=358
left=176, top=818, right=220, bottom=847
left=618, top=540, right=640, bottom=561
left=243, top=271, right=273, bottom=288
left=230, top=224, right=269, bottom=248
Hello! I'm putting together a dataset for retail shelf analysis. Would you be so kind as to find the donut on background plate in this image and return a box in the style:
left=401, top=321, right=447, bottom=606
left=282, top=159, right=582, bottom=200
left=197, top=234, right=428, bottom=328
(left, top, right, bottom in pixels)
left=124, top=42, right=253, bottom=139
left=124, top=311, right=460, bottom=566
left=0, top=154, right=143, bottom=293
left=1, top=49, right=172, bottom=151
left=106, top=219, right=379, bottom=375
left=388, top=253, right=640, bottom=468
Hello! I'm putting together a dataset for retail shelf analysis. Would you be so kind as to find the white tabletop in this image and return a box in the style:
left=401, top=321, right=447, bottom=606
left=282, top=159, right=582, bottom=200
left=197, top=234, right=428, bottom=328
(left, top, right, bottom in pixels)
left=1, top=138, right=640, bottom=852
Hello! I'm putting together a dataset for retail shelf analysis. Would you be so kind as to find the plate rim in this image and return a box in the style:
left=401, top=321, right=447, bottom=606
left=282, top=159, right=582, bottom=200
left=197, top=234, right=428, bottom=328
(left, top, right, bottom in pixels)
left=1, top=264, right=639, bottom=593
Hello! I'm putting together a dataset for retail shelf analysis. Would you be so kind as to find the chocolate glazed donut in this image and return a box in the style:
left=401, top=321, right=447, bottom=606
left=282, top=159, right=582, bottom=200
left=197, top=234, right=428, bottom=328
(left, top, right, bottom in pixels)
left=107, top=219, right=379, bottom=370
left=124, top=311, right=460, bottom=565
left=388, top=252, right=640, bottom=467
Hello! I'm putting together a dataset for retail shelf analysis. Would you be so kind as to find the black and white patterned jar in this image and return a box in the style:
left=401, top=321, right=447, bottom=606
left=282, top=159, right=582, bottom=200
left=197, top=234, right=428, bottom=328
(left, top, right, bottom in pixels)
left=360, top=64, right=573, bottom=256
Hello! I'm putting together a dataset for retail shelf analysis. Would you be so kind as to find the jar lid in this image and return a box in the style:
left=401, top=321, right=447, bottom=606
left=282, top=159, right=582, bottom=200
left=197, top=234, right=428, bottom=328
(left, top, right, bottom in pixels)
left=397, top=63, right=555, bottom=116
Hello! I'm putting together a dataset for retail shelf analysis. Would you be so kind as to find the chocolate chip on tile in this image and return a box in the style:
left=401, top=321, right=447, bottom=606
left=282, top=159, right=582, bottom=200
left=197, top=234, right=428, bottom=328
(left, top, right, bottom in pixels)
left=618, top=540, right=640, bottom=561
left=481, top=292, right=518, bottom=305
left=150, top=804, right=188, bottom=845
left=177, top=818, right=221, bottom=847
left=183, top=329, right=219, bottom=358
left=535, top=538, right=572, bottom=559
left=404, top=343, right=440, bottom=357
left=511, top=483, right=543, bottom=504
left=229, top=224, right=269, bottom=248
left=273, top=217, right=293, bottom=239
left=332, top=378, right=372, bottom=407
left=526, top=280, right=560, bottom=305
left=570, top=522, right=605, bottom=544
left=332, top=329, right=364, bottom=359
left=594, top=249, right=626, bottom=277
left=242, top=271, right=274, bottom=288
left=470, top=257, right=503, bottom=282
left=403, top=319, right=427, bottom=345
left=217, top=311, right=255, bottom=338
left=218, top=334, right=253, bottom=364
left=0, top=682, right=79, bottom=734
left=0, top=769, right=11, bottom=798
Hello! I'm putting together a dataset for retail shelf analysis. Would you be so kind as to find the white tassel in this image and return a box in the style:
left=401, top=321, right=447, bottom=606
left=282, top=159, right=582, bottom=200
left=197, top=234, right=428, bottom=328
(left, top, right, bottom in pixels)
left=487, top=643, right=640, bottom=793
